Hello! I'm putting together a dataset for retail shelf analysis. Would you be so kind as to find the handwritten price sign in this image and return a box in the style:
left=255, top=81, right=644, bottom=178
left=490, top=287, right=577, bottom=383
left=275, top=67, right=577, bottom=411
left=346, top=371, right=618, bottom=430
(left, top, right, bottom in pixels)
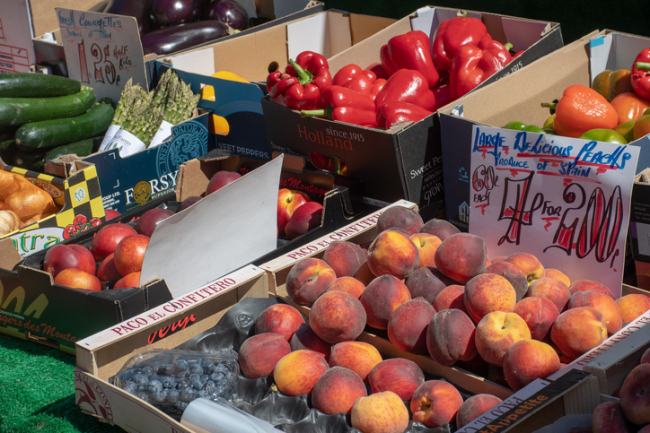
left=469, top=125, right=640, bottom=296
left=56, top=8, right=147, bottom=101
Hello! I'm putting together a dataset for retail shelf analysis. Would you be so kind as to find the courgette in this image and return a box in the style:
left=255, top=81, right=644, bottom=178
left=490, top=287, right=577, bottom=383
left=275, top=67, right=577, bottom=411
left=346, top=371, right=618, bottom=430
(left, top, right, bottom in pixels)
left=15, top=102, right=114, bottom=150
left=0, top=73, right=81, bottom=98
left=0, top=86, right=96, bottom=127
left=43, top=135, right=104, bottom=163
left=13, top=148, right=47, bottom=170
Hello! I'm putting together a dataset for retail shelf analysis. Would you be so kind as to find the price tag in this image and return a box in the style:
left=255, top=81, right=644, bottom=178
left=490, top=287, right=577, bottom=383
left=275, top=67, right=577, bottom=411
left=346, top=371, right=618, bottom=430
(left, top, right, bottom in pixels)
left=56, top=8, right=147, bottom=101
left=469, top=125, right=640, bottom=297
left=0, top=0, right=34, bottom=73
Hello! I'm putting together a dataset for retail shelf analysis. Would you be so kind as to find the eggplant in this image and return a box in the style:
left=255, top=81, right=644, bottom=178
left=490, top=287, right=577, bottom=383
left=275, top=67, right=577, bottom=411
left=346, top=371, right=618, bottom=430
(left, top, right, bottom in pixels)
left=149, top=0, right=208, bottom=28
left=204, top=0, right=249, bottom=31
left=104, top=0, right=153, bottom=35
left=140, top=20, right=230, bottom=55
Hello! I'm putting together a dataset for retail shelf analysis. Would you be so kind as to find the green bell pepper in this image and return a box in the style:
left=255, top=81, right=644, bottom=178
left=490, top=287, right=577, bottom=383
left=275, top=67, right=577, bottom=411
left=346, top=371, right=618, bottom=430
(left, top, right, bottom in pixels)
left=579, top=129, right=628, bottom=144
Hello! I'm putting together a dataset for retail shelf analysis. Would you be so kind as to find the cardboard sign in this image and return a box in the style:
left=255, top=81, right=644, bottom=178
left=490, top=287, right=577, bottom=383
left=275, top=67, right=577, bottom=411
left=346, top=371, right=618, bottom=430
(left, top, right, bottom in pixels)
left=56, top=8, right=147, bottom=100
left=469, top=125, right=640, bottom=296
left=0, top=0, right=34, bottom=72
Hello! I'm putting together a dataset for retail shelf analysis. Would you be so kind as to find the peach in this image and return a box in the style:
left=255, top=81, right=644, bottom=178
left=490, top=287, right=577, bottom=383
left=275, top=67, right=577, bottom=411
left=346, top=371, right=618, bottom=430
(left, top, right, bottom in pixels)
left=360, top=274, right=411, bottom=329
left=544, top=268, right=571, bottom=287
left=619, top=363, right=650, bottom=425
left=284, top=201, right=324, bottom=240
left=410, top=233, right=442, bottom=268
left=482, top=261, right=528, bottom=302
left=272, top=349, right=329, bottom=396
left=513, top=297, right=560, bottom=341
left=405, top=266, right=451, bottom=303
left=456, top=394, right=503, bottom=428
left=104, top=209, right=121, bottom=220
left=433, top=284, right=467, bottom=313
left=277, top=188, right=310, bottom=233
left=309, top=290, right=367, bottom=344
left=475, top=311, right=531, bottom=367
left=134, top=208, right=174, bottom=237
left=354, top=261, right=375, bottom=285
left=426, top=308, right=477, bottom=366
left=527, top=277, right=571, bottom=313
left=238, top=332, right=291, bottom=379
left=410, top=380, right=463, bottom=428
left=97, top=253, right=122, bottom=283
left=376, top=205, right=424, bottom=235
left=329, top=341, right=383, bottom=382
left=322, top=240, right=367, bottom=277
left=311, top=366, right=367, bottom=415
left=54, top=268, right=101, bottom=292
left=464, top=273, right=516, bottom=324
left=88, top=222, right=137, bottom=261
left=351, top=391, right=409, bottom=433
left=205, top=170, right=241, bottom=194
left=568, top=279, right=615, bottom=299
left=254, top=303, right=305, bottom=341
left=550, top=307, right=608, bottom=360
left=43, top=244, right=96, bottom=278
left=113, top=234, right=150, bottom=276
left=366, top=229, right=420, bottom=279
left=641, top=347, right=650, bottom=364
left=420, top=218, right=461, bottom=241
left=568, top=291, right=622, bottom=335
left=616, top=294, right=650, bottom=322
left=285, top=258, right=337, bottom=307
left=289, top=323, right=331, bottom=360
left=503, top=252, right=544, bottom=285
left=178, top=195, right=202, bottom=211
left=324, top=276, right=366, bottom=298
left=113, top=271, right=141, bottom=289
left=435, top=233, right=487, bottom=284
left=387, top=297, right=436, bottom=354
left=503, top=339, right=561, bottom=391
left=368, top=358, right=425, bottom=402
left=591, top=401, right=635, bottom=433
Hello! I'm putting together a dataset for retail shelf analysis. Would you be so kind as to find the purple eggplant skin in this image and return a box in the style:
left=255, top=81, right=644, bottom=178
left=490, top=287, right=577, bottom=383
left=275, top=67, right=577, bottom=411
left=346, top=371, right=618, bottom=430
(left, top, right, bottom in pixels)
left=203, top=0, right=250, bottom=31
left=140, top=20, right=230, bottom=55
left=104, top=0, right=153, bottom=35
left=148, top=0, right=208, bottom=28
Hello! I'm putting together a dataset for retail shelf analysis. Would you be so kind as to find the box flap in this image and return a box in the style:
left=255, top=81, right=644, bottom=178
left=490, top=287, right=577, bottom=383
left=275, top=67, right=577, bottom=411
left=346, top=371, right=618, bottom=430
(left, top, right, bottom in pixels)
left=140, top=156, right=283, bottom=298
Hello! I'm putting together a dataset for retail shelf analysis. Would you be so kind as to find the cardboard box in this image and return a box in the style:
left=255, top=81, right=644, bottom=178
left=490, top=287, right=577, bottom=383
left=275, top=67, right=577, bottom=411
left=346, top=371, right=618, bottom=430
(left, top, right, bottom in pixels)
left=74, top=264, right=270, bottom=430
left=1, top=160, right=105, bottom=258
left=44, top=67, right=213, bottom=215
left=629, top=168, right=650, bottom=281
left=261, top=6, right=564, bottom=221
left=438, top=30, right=650, bottom=231
left=260, top=199, right=517, bottom=400
left=31, top=0, right=324, bottom=77
left=160, top=9, right=397, bottom=161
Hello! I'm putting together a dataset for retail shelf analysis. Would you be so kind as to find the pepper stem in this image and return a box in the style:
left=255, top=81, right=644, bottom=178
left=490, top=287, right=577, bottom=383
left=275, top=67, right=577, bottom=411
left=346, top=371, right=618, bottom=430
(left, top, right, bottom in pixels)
left=457, top=10, right=468, bottom=17
left=301, top=107, right=333, bottom=119
left=504, top=43, right=513, bottom=52
left=636, top=62, right=650, bottom=71
left=289, top=59, right=314, bottom=86
left=541, top=102, right=557, bottom=109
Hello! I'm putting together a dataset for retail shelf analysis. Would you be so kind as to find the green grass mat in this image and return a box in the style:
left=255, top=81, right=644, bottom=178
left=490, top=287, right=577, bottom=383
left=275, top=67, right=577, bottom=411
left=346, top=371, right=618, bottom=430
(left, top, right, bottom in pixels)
left=0, top=333, right=123, bottom=433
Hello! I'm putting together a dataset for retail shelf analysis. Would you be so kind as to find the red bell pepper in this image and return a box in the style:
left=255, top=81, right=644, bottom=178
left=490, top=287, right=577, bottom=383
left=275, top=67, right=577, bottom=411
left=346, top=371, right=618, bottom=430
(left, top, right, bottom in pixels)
left=373, top=69, right=437, bottom=112
left=333, top=64, right=376, bottom=87
left=300, top=85, right=378, bottom=127
left=380, top=30, right=440, bottom=88
left=376, top=101, right=433, bottom=129
left=631, top=48, right=650, bottom=100
left=285, top=51, right=332, bottom=94
left=432, top=12, right=491, bottom=72
left=341, top=74, right=386, bottom=100
left=366, top=62, right=389, bottom=80
left=449, top=40, right=513, bottom=99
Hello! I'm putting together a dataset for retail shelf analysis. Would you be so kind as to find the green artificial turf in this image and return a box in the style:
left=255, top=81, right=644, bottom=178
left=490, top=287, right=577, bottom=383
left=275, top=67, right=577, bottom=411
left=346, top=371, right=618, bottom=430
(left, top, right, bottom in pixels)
left=0, top=333, right=123, bottom=433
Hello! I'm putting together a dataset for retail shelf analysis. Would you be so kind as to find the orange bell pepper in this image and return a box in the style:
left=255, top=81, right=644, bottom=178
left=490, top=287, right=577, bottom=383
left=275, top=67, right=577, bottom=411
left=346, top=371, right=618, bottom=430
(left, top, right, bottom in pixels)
left=552, top=84, right=618, bottom=138
left=591, top=69, right=633, bottom=101
left=610, top=92, right=650, bottom=124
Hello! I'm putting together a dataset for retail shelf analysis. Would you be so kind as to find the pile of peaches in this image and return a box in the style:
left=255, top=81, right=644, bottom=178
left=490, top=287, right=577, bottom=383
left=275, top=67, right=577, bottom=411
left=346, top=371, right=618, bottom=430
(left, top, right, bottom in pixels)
left=591, top=347, right=650, bottom=433
left=233, top=205, right=650, bottom=433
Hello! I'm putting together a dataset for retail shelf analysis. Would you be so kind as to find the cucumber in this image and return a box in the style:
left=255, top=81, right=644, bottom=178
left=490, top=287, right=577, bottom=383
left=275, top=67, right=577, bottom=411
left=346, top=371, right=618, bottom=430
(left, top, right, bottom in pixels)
left=0, top=73, right=81, bottom=98
left=43, top=135, right=104, bottom=163
left=15, top=102, right=115, bottom=150
left=13, top=148, right=47, bottom=170
left=0, top=86, right=96, bottom=127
